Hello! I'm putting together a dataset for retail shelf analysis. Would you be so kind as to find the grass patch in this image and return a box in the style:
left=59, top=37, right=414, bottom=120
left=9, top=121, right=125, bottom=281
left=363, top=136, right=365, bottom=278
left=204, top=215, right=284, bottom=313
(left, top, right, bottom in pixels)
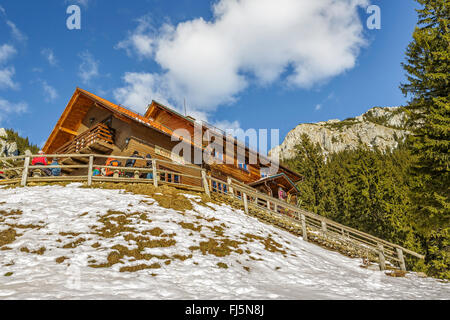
left=59, top=232, right=82, bottom=237
left=385, top=270, right=407, bottom=278
left=86, top=183, right=194, bottom=212
left=33, top=247, right=46, bottom=255
left=56, top=256, right=69, bottom=264
left=242, top=233, right=287, bottom=255
left=0, top=209, right=23, bottom=217
left=119, top=263, right=161, bottom=273
left=142, top=227, right=164, bottom=237
left=217, top=262, right=228, bottom=269
left=62, top=238, right=86, bottom=249
left=0, top=228, right=18, bottom=247
left=190, top=238, right=243, bottom=257
left=4, top=272, right=13, bottom=277
left=179, top=222, right=202, bottom=232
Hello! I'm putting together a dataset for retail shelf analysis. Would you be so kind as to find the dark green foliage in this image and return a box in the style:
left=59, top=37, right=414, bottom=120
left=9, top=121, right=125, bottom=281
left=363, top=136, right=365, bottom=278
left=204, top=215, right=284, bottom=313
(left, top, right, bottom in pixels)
left=285, top=0, right=449, bottom=280
left=285, top=136, right=418, bottom=245
left=284, top=135, right=442, bottom=277
left=400, top=0, right=449, bottom=279
left=4, top=129, right=40, bottom=155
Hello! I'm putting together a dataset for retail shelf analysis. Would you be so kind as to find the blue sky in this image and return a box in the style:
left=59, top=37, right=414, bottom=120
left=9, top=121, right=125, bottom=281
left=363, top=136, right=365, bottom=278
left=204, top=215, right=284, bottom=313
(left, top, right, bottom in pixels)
left=0, top=0, right=418, bottom=149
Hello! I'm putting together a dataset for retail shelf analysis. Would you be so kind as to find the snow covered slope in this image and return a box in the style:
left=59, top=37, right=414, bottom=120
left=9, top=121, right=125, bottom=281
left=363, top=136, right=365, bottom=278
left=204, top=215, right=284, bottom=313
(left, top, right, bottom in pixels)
left=0, top=184, right=448, bottom=299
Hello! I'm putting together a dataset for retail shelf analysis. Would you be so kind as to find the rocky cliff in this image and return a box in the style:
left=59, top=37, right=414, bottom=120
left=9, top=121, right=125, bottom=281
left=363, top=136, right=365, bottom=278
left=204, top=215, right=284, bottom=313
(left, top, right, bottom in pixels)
left=270, top=107, right=409, bottom=161
left=0, top=128, right=19, bottom=157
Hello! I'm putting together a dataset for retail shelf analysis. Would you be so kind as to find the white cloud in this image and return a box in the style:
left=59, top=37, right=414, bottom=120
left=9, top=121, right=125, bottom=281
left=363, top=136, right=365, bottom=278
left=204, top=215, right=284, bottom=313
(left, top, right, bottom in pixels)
left=41, top=80, right=59, bottom=102
left=0, top=97, right=27, bottom=123
left=116, top=17, right=155, bottom=59
left=0, top=44, right=16, bottom=64
left=78, top=51, right=99, bottom=84
left=113, top=72, right=170, bottom=113
left=0, top=67, right=18, bottom=89
left=115, top=0, right=369, bottom=117
left=213, top=120, right=242, bottom=133
left=0, top=6, right=27, bottom=43
left=5, top=20, right=27, bottom=43
left=65, top=0, right=89, bottom=7
left=315, top=104, right=322, bottom=111
left=41, top=48, right=58, bottom=66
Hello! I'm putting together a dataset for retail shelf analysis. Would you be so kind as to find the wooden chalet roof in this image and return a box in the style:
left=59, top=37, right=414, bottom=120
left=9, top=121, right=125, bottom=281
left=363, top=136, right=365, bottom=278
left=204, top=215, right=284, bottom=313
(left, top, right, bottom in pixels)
left=249, top=173, right=301, bottom=194
left=42, top=88, right=197, bottom=154
left=42, top=88, right=303, bottom=183
left=144, top=100, right=304, bottom=183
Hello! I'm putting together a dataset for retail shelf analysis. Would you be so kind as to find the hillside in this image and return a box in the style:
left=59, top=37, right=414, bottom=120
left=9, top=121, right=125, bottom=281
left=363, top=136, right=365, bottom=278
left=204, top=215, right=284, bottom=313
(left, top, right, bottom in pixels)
left=270, top=107, right=409, bottom=160
left=0, top=128, right=39, bottom=157
left=0, top=183, right=448, bottom=299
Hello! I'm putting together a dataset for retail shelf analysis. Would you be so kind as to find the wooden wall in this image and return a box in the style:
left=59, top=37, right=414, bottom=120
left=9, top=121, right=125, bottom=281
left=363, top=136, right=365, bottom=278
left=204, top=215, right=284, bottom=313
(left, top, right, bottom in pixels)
left=123, top=138, right=202, bottom=187
left=71, top=103, right=294, bottom=189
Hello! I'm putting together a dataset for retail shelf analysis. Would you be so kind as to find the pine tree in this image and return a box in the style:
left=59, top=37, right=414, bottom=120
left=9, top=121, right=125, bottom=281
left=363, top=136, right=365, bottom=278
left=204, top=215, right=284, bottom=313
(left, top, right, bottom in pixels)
left=400, top=0, right=449, bottom=278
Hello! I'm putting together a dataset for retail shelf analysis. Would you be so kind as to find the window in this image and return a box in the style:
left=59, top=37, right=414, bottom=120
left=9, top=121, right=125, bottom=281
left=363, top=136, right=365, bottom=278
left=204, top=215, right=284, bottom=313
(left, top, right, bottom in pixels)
left=102, top=116, right=113, bottom=127
left=238, top=162, right=248, bottom=172
left=260, top=167, right=270, bottom=178
left=159, top=166, right=181, bottom=184
left=212, top=181, right=228, bottom=194
left=214, top=150, right=224, bottom=162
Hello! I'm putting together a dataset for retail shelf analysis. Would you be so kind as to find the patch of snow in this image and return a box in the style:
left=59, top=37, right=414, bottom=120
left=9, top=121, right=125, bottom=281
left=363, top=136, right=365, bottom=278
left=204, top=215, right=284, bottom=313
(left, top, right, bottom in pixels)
left=0, top=185, right=448, bottom=300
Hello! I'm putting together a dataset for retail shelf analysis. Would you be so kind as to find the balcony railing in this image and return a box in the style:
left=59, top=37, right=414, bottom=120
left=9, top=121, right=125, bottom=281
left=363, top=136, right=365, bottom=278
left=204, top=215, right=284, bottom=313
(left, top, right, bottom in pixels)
left=54, top=123, right=115, bottom=155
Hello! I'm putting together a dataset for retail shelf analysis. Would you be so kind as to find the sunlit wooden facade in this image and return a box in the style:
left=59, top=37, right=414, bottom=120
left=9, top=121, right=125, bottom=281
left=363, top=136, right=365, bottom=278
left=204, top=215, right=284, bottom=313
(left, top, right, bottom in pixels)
left=43, top=88, right=303, bottom=198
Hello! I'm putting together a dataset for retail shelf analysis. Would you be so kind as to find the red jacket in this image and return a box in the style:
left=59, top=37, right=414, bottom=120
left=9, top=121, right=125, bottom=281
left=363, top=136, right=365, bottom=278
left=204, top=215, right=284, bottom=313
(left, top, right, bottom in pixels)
left=32, top=156, right=48, bottom=166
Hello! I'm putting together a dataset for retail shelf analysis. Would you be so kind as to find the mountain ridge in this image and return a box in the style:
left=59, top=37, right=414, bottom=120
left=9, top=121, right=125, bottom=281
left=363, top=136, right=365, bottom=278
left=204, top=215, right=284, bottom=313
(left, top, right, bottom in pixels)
left=270, top=106, right=409, bottom=160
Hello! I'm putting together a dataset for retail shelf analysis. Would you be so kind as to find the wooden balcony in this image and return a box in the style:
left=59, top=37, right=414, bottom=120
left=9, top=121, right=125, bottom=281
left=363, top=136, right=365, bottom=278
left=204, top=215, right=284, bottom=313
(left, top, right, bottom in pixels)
left=54, top=123, right=115, bottom=155
left=53, top=123, right=115, bottom=173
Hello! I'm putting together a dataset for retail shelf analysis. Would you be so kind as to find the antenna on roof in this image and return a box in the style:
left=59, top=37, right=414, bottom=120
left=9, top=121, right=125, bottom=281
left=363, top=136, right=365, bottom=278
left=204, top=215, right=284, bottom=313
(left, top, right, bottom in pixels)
left=184, top=98, right=187, bottom=116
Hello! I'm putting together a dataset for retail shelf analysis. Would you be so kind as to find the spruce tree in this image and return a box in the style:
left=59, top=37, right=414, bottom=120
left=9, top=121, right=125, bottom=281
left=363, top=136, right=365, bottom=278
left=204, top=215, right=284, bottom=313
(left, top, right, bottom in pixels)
left=400, top=0, right=449, bottom=278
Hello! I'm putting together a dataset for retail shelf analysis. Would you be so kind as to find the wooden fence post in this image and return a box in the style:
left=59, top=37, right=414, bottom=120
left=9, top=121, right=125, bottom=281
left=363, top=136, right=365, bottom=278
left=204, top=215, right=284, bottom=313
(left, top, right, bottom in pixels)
left=152, top=159, right=158, bottom=187
left=21, top=156, right=30, bottom=187
left=201, top=170, right=210, bottom=197
left=321, top=221, right=327, bottom=234
left=301, top=214, right=308, bottom=241
left=396, top=247, right=406, bottom=271
left=87, top=155, right=94, bottom=186
left=378, top=244, right=386, bottom=271
left=267, top=200, right=270, bottom=210
left=243, top=193, right=249, bottom=214
left=208, top=172, right=212, bottom=193
left=227, top=177, right=233, bottom=197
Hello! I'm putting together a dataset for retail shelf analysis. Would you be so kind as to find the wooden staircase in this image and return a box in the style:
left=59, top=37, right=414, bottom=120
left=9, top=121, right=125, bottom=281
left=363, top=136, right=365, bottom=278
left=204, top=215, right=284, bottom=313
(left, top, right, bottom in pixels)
left=54, top=123, right=115, bottom=174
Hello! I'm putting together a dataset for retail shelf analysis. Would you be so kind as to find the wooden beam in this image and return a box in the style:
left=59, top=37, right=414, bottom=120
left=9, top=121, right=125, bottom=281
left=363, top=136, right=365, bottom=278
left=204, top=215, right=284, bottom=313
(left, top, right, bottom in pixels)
left=59, top=127, right=78, bottom=136
left=43, top=91, right=80, bottom=153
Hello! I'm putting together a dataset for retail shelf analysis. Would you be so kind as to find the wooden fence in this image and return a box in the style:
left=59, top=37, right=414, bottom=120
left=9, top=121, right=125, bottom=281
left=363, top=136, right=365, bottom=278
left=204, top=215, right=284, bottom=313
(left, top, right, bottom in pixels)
left=0, top=153, right=424, bottom=271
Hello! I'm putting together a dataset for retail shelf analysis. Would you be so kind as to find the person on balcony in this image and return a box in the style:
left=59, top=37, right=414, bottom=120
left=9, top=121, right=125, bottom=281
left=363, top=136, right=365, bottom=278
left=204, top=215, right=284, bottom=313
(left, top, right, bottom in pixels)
left=125, top=151, right=141, bottom=178
left=104, top=157, right=121, bottom=177
left=144, top=154, right=153, bottom=179
left=92, top=167, right=101, bottom=176
left=50, top=158, right=61, bottom=176
left=32, top=151, right=51, bottom=176
left=278, top=187, right=286, bottom=201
